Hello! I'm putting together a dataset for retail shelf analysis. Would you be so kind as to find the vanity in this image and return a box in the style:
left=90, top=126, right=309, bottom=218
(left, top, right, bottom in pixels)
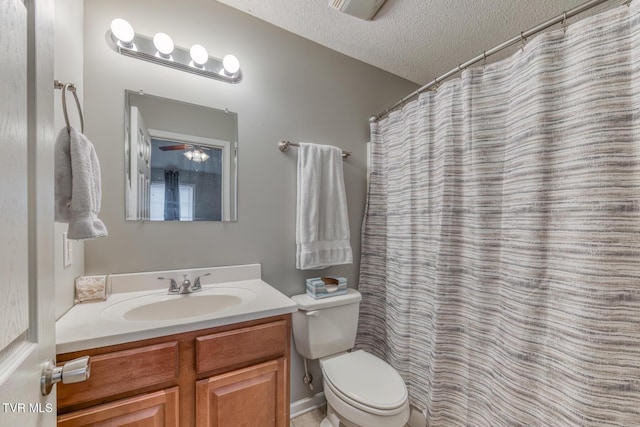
left=55, top=264, right=297, bottom=426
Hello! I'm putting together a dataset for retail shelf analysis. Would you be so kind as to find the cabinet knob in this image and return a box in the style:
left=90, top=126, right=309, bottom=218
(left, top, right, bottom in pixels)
left=41, top=356, right=90, bottom=396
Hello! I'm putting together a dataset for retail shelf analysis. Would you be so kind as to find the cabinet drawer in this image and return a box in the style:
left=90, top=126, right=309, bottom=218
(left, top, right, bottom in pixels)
left=58, top=341, right=179, bottom=409
left=58, top=387, right=179, bottom=427
left=196, top=320, right=287, bottom=374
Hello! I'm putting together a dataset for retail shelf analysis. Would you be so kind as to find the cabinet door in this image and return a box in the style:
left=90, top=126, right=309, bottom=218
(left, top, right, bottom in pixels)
left=57, top=387, right=179, bottom=427
left=58, top=341, right=180, bottom=410
left=196, top=358, right=288, bottom=427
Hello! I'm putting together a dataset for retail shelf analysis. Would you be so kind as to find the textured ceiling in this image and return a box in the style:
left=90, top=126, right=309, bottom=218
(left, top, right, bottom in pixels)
left=217, top=0, right=618, bottom=85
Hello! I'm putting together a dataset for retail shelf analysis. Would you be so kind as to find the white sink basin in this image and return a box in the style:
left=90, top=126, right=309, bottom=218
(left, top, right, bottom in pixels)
left=101, top=287, right=257, bottom=322
left=56, top=265, right=299, bottom=354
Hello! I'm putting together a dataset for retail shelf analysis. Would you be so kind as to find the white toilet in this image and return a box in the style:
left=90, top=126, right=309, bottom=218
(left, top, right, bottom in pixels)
left=291, top=289, right=410, bottom=427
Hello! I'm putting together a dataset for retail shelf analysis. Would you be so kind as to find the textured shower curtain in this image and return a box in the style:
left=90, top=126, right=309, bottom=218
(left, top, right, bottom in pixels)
left=356, top=3, right=640, bottom=426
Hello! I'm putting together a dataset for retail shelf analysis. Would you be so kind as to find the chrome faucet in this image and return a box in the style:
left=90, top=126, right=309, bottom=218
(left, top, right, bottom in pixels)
left=157, top=276, right=179, bottom=294
left=158, top=273, right=208, bottom=295
left=178, top=274, right=193, bottom=294
left=192, top=273, right=211, bottom=292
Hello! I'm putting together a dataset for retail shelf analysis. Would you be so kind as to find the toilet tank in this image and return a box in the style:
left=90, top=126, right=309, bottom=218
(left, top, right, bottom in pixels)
left=291, top=288, right=362, bottom=360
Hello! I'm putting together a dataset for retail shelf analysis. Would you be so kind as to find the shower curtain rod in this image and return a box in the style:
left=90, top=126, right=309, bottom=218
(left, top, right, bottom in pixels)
left=370, top=0, right=618, bottom=122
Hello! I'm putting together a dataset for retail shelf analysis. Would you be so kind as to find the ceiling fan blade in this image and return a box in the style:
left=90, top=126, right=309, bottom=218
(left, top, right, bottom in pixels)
left=159, top=144, right=190, bottom=151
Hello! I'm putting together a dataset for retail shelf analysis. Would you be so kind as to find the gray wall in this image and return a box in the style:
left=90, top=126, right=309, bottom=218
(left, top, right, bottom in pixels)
left=55, top=0, right=85, bottom=319
left=82, top=0, right=417, bottom=403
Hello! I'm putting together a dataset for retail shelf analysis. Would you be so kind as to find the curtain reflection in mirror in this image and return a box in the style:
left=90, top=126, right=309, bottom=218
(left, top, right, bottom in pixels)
left=164, top=170, right=181, bottom=220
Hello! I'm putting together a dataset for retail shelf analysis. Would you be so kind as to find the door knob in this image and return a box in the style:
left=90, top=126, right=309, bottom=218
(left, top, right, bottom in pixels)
left=40, top=356, right=90, bottom=396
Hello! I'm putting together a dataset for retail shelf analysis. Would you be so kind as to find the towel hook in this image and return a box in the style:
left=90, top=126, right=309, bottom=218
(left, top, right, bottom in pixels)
left=54, top=80, right=84, bottom=133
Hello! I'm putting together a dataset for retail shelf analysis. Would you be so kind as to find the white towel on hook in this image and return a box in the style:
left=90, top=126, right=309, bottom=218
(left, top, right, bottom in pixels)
left=296, top=142, right=352, bottom=270
left=55, top=126, right=108, bottom=240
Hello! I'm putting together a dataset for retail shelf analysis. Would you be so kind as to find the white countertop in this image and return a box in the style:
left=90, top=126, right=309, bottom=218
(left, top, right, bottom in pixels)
left=56, top=265, right=298, bottom=354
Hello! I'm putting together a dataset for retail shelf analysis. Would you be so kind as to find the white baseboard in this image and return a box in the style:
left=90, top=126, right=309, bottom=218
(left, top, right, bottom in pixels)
left=290, top=393, right=427, bottom=427
left=290, top=392, right=326, bottom=419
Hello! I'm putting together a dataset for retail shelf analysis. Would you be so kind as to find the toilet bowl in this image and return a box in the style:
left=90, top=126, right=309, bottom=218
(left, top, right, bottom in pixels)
left=291, top=289, right=409, bottom=427
left=319, top=350, right=409, bottom=427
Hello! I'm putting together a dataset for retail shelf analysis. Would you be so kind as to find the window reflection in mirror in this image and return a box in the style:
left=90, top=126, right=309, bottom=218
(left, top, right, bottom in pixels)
left=125, top=91, right=238, bottom=221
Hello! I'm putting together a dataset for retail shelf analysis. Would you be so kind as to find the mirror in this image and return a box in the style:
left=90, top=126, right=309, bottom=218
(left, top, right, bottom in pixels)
left=125, top=91, right=238, bottom=221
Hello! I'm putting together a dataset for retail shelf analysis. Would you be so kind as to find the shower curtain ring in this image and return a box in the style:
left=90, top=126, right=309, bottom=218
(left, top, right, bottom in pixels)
left=562, top=12, right=567, bottom=33
left=434, top=77, right=440, bottom=91
left=483, top=51, right=487, bottom=68
left=520, top=32, right=527, bottom=51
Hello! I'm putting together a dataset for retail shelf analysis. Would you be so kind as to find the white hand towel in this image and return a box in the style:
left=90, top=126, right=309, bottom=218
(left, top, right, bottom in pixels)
left=296, top=142, right=352, bottom=270
left=55, top=126, right=108, bottom=240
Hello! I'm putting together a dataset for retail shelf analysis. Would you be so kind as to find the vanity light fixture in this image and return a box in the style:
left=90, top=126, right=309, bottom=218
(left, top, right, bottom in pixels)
left=106, top=18, right=242, bottom=83
left=153, top=32, right=174, bottom=58
left=222, top=54, right=240, bottom=74
left=189, top=44, right=209, bottom=67
left=111, top=18, right=135, bottom=48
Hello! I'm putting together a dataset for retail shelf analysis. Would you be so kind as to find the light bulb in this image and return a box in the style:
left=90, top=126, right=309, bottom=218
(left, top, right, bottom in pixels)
left=153, top=32, right=174, bottom=56
left=222, top=54, right=240, bottom=74
left=110, top=18, right=135, bottom=45
left=192, top=151, right=202, bottom=162
left=190, top=44, right=208, bottom=67
left=183, top=151, right=193, bottom=160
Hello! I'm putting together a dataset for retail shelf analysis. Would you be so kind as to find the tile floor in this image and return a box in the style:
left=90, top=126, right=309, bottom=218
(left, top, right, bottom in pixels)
left=291, top=406, right=411, bottom=427
left=290, top=406, right=326, bottom=427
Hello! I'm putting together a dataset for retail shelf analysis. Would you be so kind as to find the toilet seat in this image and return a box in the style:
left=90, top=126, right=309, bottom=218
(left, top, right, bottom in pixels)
left=320, top=350, right=408, bottom=415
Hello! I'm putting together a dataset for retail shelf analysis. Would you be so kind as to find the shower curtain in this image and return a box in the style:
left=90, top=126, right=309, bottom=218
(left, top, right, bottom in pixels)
left=356, top=3, right=640, bottom=426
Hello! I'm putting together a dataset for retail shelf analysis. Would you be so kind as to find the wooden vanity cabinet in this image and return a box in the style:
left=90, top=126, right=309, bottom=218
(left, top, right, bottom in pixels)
left=56, top=314, right=291, bottom=427
left=57, top=387, right=179, bottom=427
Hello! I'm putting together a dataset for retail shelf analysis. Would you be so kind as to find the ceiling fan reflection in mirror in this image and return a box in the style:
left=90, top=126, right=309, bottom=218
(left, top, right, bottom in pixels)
left=159, top=143, right=211, bottom=162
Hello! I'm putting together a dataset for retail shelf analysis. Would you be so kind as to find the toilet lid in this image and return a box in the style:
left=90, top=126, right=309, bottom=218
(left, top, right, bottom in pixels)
left=320, top=350, right=407, bottom=411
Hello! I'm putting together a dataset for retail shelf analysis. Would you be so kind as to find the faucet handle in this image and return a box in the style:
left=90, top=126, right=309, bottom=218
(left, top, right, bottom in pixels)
left=192, top=273, right=211, bottom=291
left=158, top=276, right=179, bottom=294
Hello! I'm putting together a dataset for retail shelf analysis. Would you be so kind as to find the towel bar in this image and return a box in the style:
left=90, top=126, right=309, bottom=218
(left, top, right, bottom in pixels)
left=278, top=140, right=351, bottom=160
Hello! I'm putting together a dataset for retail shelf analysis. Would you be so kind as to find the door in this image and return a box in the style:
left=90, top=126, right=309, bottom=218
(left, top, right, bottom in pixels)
left=0, top=0, right=57, bottom=425
left=196, top=358, right=288, bottom=427
left=128, top=106, right=151, bottom=220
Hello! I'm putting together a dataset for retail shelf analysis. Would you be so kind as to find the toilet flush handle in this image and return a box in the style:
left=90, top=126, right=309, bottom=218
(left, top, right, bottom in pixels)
left=305, top=310, right=320, bottom=317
